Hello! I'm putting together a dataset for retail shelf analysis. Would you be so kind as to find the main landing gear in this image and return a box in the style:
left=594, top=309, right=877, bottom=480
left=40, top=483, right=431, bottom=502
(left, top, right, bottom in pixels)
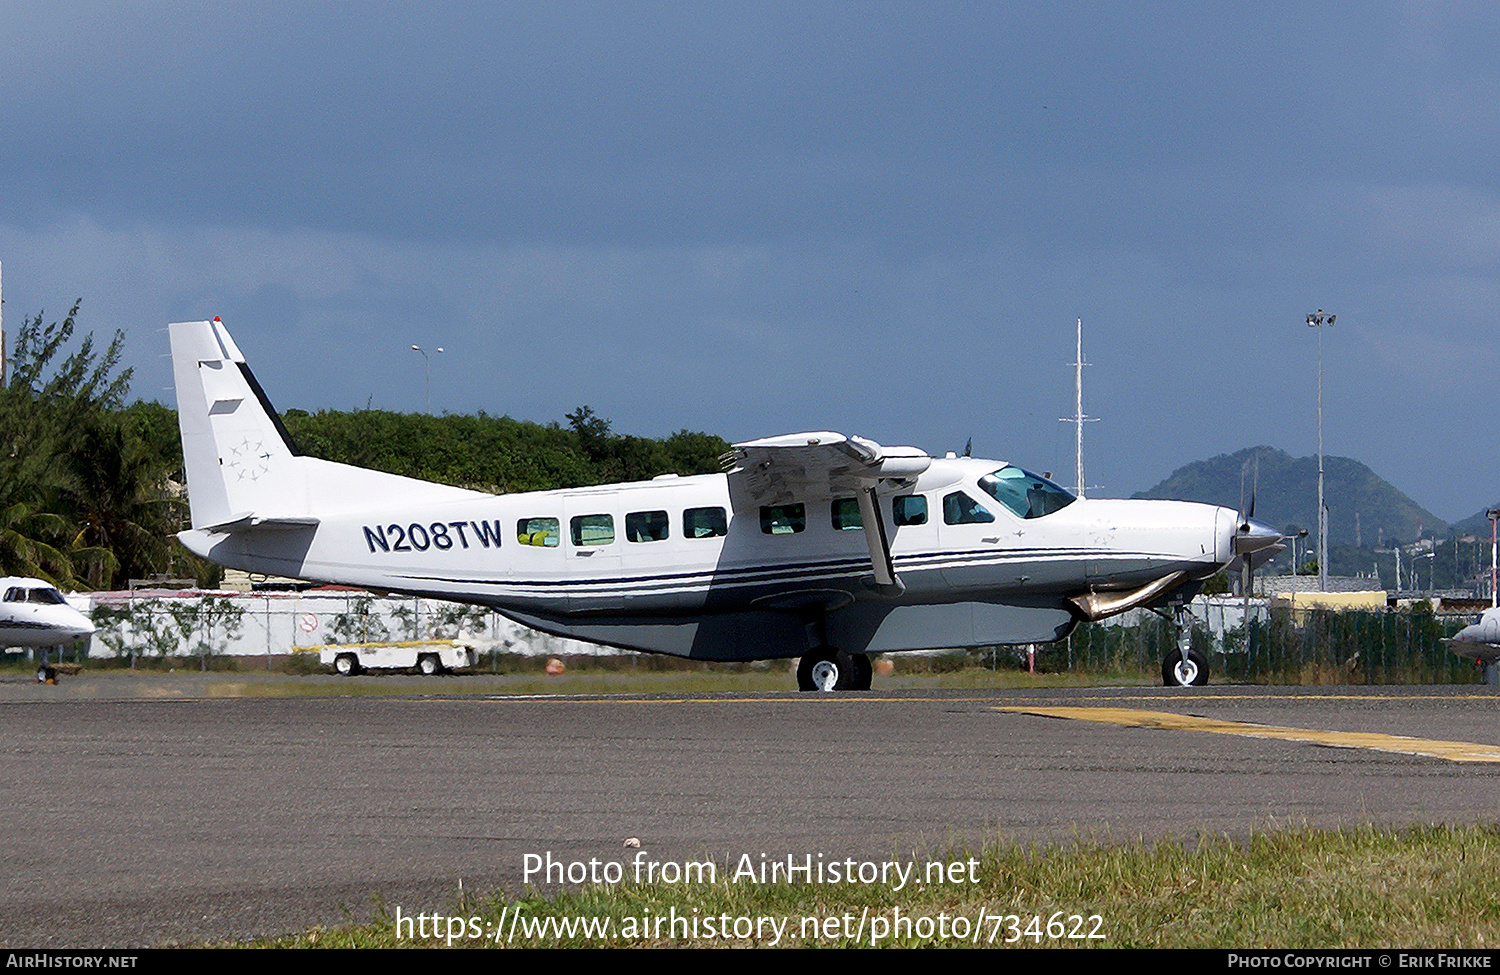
left=796, top=647, right=873, bottom=692
left=1161, top=601, right=1208, bottom=687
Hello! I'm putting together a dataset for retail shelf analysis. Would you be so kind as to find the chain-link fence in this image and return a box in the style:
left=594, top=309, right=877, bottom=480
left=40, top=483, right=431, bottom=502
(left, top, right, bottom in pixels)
left=1045, top=606, right=1476, bottom=684
left=79, top=590, right=588, bottom=668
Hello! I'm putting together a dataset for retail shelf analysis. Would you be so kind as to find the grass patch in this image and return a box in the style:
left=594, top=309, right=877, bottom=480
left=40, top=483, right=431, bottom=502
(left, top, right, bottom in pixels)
left=250, top=823, right=1500, bottom=948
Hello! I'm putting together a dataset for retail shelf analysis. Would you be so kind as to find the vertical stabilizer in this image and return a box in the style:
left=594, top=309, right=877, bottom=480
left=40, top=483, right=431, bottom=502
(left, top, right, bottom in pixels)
left=170, top=318, right=484, bottom=536
left=170, top=319, right=306, bottom=530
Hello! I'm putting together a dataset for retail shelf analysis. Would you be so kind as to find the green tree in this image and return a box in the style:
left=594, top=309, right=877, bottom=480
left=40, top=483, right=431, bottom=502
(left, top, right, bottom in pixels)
left=0, top=302, right=176, bottom=588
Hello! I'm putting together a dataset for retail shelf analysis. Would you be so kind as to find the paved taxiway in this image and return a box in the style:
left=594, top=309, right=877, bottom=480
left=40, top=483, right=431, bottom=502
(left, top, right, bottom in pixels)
left=4, top=677, right=1499, bottom=946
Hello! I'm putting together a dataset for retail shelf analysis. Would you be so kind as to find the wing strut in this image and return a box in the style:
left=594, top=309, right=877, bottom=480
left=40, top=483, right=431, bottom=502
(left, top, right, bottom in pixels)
left=856, top=486, right=904, bottom=597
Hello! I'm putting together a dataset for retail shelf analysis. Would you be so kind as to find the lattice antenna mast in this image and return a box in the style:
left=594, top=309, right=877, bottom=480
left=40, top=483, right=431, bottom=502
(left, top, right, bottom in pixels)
left=1058, top=318, right=1099, bottom=498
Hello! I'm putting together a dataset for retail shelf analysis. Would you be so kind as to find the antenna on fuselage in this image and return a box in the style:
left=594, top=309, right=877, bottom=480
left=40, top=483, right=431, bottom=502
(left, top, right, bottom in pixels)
left=1058, top=317, right=1099, bottom=498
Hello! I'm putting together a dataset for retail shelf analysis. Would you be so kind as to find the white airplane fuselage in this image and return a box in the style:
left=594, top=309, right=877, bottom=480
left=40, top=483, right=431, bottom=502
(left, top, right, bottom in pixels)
left=1445, top=607, right=1500, bottom=666
left=0, top=577, right=97, bottom=648
left=170, top=318, right=1276, bottom=678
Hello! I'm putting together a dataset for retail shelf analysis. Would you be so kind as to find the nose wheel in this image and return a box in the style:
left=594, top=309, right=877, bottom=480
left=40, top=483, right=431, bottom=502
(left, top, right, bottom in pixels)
left=1162, top=602, right=1208, bottom=686
left=1162, top=648, right=1208, bottom=686
left=797, top=647, right=872, bottom=691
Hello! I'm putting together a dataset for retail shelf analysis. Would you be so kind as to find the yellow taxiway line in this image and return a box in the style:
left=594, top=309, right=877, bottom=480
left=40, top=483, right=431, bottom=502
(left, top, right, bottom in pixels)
left=995, top=706, right=1500, bottom=764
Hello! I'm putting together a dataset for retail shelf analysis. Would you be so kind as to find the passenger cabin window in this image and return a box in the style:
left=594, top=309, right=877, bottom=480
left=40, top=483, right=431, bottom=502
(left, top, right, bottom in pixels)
left=760, top=503, right=805, bottom=535
left=570, top=514, right=614, bottom=546
left=626, top=510, right=669, bottom=542
left=978, top=466, right=1076, bottom=519
left=943, top=491, right=995, bottom=525
left=831, top=498, right=863, bottom=531
left=517, top=517, right=560, bottom=547
left=893, top=495, right=927, bottom=526
left=684, top=506, right=727, bottom=538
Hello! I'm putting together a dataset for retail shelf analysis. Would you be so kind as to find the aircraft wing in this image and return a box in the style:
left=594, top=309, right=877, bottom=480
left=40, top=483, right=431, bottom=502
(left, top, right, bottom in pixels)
left=722, top=432, right=930, bottom=508
left=722, top=432, right=930, bottom=597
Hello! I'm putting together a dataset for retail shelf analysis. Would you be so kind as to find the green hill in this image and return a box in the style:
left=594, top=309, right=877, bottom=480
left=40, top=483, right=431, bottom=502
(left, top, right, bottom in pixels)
left=1131, top=446, right=1446, bottom=548
left=1450, top=506, right=1500, bottom=539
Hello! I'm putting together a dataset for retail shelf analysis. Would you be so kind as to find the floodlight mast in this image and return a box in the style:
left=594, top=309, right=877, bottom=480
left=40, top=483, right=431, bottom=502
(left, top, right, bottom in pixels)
left=1307, top=309, right=1334, bottom=591
left=410, top=343, right=444, bottom=415
left=1488, top=509, right=1500, bottom=607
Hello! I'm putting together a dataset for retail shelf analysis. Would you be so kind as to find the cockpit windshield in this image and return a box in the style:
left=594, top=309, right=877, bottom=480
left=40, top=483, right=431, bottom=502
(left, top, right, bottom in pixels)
left=3, top=586, right=67, bottom=604
left=978, top=466, right=1076, bottom=519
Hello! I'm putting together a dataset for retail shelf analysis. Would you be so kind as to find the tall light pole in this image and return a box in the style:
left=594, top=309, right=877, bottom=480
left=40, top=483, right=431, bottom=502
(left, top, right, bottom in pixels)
left=410, top=344, right=444, bottom=414
left=1488, top=508, right=1499, bottom=607
left=1306, top=310, right=1334, bottom=591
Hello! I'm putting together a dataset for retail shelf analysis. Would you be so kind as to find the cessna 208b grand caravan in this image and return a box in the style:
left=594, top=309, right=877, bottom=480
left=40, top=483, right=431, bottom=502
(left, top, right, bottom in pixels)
left=170, top=318, right=1282, bottom=690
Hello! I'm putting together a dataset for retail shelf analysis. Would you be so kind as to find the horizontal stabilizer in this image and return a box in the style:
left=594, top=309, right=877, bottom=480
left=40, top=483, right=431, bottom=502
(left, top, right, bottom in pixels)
left=200, top=513, right=322, bottom=534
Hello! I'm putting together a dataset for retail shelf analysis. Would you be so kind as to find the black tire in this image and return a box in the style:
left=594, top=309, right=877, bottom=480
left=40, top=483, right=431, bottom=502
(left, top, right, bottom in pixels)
left=417, top=654, right=441, bottom=676
left=797, top=648, right=868, bottom=692
left=847, top=652, right=873, bottom=691
left=334, top=653, right=360, bottom=677
left=1162, top=648, right=1209, bottom=687
left=36, top=664, right=57, bottom=684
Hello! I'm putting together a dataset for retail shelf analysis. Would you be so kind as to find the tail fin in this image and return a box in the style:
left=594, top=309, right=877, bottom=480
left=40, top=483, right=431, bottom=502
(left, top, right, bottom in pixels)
left=170, top=319, right=481, bottom=534
left=170, top=319, right=308, bottom=530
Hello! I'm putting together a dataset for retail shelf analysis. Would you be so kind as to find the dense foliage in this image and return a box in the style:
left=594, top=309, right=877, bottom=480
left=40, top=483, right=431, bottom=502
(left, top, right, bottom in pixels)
left=281, top=405, right=728, bottom=493
left=0, top=303, right=180, bottom=588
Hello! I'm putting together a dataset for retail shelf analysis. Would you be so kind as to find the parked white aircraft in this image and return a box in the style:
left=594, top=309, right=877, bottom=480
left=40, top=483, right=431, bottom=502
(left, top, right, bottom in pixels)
left=2, top=577, right=97, bottom=681
left=1443, top=607, right=1500, bottom=680
left=169, top=318, right=1282, bottom=690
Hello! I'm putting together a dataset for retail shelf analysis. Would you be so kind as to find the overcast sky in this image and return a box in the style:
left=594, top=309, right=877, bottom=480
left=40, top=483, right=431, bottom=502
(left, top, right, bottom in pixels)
left=3, top=1, right=1496, bottom=522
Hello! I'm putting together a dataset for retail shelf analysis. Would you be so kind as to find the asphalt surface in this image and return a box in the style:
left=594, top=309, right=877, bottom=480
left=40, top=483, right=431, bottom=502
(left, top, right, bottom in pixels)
left=4, top=673, right=1500, bottom=946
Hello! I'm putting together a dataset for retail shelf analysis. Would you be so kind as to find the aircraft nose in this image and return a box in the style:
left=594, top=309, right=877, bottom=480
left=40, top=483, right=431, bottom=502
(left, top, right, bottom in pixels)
left=57, top=611, right=96, bottom=641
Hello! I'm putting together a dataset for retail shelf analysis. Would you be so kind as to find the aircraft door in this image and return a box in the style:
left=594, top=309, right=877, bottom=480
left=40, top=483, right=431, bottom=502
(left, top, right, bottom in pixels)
left=563, top=506, right=624, bottom=610
left=936, top=489, right=1015, bottom=590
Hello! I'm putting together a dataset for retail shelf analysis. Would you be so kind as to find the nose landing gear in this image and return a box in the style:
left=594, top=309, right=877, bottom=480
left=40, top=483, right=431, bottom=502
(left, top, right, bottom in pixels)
left=1162, top=602, right=1208, bottom=686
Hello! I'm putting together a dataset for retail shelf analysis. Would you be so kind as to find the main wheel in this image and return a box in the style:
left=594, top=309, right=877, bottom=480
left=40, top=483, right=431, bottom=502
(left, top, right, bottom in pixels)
left=334, top=653, right=360, bottom=677
left=36, top=664, right=57, bottom=684
left=797, top=648, right=869, bottom=692
left=847, top=652, right=873, bottom=691
left=1162, top=648, right=1209, bottom=687
left=417, top=654, right=441, bottom=676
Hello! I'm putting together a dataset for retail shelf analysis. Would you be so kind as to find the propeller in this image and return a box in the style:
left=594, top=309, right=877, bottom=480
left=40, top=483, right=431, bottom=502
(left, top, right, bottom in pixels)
left=1232, top=455, right=1285, bottom=593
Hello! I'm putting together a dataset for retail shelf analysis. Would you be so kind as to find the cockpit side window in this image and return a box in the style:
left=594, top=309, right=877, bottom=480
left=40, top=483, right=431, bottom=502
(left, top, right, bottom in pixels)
left=943, top=491, right=995, bottom=525
left=2, top=588, right=21, bottom=603
left=979, top=467, right=1076, bottom=519
left=892, top=495, right=927, bottom=526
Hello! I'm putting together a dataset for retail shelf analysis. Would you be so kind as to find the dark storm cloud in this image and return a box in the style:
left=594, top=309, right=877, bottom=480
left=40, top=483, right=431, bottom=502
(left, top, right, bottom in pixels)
left=2, top=2, right=1499, bottom=519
